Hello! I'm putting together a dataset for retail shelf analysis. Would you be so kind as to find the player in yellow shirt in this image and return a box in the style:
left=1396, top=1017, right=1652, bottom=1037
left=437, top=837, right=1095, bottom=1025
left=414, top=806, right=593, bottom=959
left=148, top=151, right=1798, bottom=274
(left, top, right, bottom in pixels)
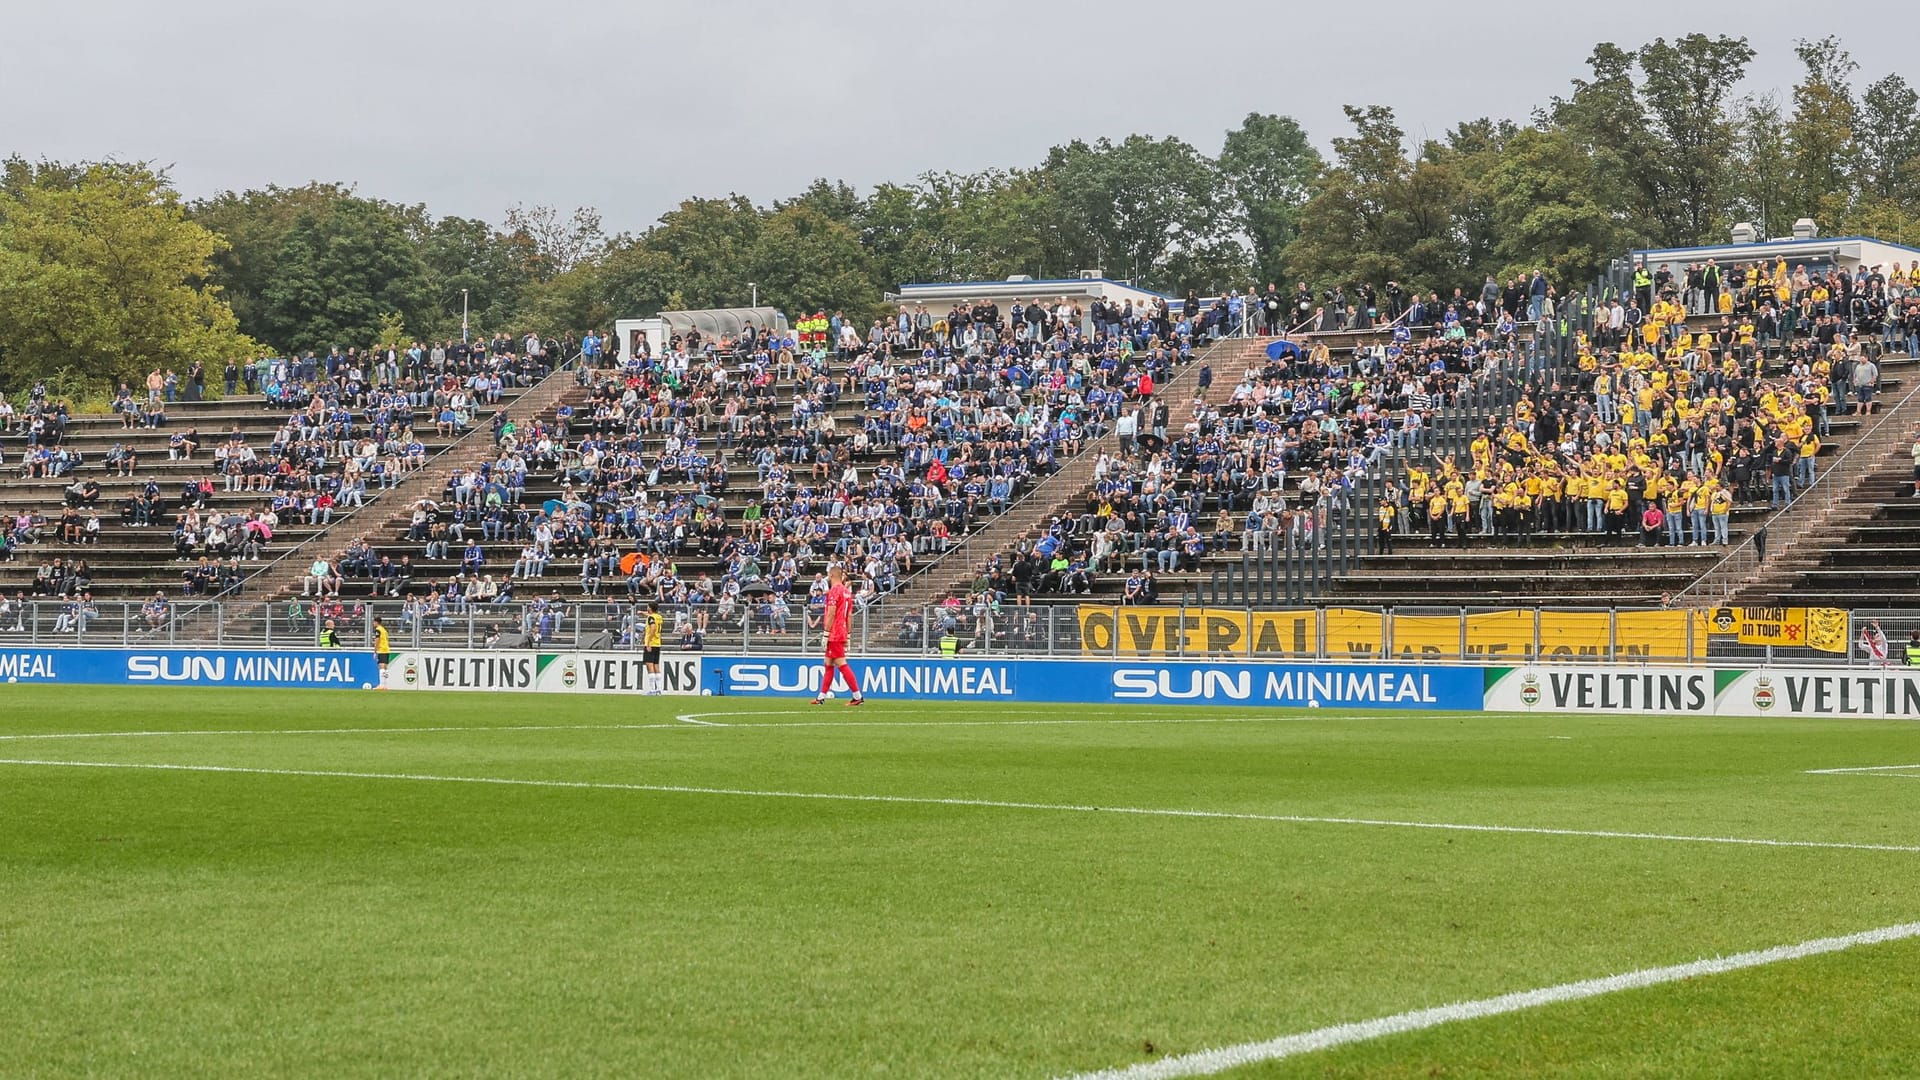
left=372, top=617, right=392, bottom=688
left=642, top=601, right=666, bottom=695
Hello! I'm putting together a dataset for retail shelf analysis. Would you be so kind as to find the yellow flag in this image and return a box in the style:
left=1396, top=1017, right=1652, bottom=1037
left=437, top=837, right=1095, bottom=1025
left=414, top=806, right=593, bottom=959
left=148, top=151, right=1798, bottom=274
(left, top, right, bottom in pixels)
left=1805, top=608, right=1849, bottom=654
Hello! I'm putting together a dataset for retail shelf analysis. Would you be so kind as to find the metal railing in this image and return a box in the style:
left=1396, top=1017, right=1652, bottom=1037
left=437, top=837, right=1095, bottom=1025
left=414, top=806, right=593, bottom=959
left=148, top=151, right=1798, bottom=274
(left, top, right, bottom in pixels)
left=1676, top=370, right=1920, bottom=604
left=12, top=599, right=1904, bottom=668
left=882, top=322, right=1263, bottom=598
left=119, top=351, right=586, bottom=643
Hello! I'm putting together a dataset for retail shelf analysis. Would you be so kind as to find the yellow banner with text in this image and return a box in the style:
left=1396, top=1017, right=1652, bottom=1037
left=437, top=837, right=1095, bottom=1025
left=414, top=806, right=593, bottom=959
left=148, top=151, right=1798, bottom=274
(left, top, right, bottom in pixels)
left=1075, top=606, right=1719, bottom=662
left=1704, top=606, right=1846, bottom=653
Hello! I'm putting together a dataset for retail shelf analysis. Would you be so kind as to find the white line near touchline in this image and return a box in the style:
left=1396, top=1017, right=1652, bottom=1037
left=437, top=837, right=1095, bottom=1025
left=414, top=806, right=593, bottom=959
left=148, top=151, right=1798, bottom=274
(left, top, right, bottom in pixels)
left=1059, top=919, right=1920, bottom=1080
left=0, top=711, right=1341, bottom=744
left=0, top=758, right=1914, bottom=855
left=1806, top=764, right=1920, bottom=775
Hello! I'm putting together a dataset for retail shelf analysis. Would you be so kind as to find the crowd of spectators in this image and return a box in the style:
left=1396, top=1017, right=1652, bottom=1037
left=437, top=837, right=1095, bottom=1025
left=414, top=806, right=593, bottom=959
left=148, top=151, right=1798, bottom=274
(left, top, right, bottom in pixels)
left=0, top=332, right=564, bottom=630
left=946, top=318, right=1528, bottom=607
left=376, top=297, right=1195, bottom=642
left=10, top=257, right=1918, bottom=637
left=1, top=334, right=559, bottom=613
left=1375, top=257, right=1908, bottom=548
left=1631, top=258, right=1920, bottom=356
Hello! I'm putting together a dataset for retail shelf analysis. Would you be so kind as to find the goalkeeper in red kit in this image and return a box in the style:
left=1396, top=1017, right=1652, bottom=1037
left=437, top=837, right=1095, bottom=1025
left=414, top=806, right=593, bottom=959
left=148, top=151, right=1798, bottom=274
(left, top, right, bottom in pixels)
left=812, top=564, right=864, bottom=706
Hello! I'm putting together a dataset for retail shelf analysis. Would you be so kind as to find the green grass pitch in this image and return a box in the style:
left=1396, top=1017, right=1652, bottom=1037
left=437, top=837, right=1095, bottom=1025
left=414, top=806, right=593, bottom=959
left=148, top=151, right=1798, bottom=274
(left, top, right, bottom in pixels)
left=5, top=685, right=1920, bottom=1077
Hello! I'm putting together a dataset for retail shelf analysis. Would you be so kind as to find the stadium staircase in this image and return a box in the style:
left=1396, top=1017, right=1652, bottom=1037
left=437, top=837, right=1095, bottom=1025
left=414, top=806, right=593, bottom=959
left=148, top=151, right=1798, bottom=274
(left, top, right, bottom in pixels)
left=326, top=364, right=874, bottom=599
left=299, top=352, right=1085, bottom=650
left=243, top=361, right=585, bottom=605
left=0, top=387, right=529, bottom=601
left=1693, top=366, right=1920, bottom=609
left=1318, top=353, right=1916, bottom=608
left=878, top=334, right=1279, bottom=610
left=289, top=334, right=1282, bottom=649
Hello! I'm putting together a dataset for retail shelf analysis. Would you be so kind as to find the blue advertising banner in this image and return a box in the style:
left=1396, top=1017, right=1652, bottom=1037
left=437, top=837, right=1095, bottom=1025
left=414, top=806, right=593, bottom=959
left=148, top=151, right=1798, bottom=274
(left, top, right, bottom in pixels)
left=0, top=648, right=377, bottom=689
left=707, top=656, right=1481, bottom=710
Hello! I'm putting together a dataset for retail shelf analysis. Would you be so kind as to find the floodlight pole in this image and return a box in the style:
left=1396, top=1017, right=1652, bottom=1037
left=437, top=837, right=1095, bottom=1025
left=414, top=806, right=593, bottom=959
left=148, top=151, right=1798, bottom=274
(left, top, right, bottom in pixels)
left=749, top=282, right=758, bottom=308
left=461, top=288, right=470, bottom=343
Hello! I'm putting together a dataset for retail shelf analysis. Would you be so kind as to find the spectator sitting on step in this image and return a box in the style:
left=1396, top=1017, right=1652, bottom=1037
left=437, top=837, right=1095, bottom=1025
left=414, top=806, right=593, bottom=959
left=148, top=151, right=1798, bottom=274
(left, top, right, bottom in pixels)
left=54, top=592, right=98, bottom=634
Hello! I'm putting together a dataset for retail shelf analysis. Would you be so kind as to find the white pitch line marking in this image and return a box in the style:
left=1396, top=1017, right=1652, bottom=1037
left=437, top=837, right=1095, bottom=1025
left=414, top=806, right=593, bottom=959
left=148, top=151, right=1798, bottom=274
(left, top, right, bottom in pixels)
left=0, top=758, right=1914, bottom=855
left=666, top=711, right=1317, bottom=729
left=0, top=711, right=1345, bottom=745
left=0, top=723, right=691, bottom=743
left=1807, top=764, right=1920, bottom=775
left=1060, top=918, right=1920, bottom=1079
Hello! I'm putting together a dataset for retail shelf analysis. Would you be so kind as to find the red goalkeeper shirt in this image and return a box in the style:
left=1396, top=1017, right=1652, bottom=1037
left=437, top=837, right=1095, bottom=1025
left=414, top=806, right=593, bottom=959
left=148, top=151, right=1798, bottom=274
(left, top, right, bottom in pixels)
left=825, top=584, right=853, bottom=643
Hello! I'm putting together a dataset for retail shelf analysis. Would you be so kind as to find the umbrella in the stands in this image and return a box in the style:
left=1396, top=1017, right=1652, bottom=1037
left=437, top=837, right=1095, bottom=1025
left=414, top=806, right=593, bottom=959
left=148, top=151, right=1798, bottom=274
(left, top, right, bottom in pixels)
left=1266, top=339, right=1303, bottom=361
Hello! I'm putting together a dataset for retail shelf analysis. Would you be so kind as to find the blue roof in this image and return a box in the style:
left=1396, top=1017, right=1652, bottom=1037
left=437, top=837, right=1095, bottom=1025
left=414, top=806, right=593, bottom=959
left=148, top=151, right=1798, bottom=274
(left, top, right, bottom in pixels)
left=897, top=277, right=1174, bottom=299
left=1631, top=235, right=1920, bottom=259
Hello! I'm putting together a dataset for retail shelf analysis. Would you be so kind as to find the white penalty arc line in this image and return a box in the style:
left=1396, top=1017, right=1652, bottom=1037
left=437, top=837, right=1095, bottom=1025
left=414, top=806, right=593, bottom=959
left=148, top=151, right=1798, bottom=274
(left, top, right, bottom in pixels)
left=1061, top=918, right=1920, bottom=1079
left=0, top=758, right=1915, bottom=855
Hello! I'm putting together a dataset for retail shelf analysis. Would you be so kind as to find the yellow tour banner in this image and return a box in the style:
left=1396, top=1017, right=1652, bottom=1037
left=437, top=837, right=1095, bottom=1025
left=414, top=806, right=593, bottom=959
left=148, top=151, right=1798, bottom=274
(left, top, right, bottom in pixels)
left=1076, top=606, right=1717, bottom=661
left=1705, top=606, right=1847, bottom=653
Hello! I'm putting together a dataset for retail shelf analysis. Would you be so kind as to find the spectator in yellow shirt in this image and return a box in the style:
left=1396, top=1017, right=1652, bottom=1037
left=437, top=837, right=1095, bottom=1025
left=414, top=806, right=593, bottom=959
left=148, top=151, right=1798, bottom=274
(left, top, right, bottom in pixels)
left=1796, top=433, right=1820, bottom=489
left=1709, top=484, right=1733, bottom=545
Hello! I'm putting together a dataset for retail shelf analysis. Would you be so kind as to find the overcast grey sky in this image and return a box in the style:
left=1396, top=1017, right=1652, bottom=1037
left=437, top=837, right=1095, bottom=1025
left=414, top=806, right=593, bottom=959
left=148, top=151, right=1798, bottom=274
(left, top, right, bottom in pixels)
left=8, top=2, right=1912, bottom=234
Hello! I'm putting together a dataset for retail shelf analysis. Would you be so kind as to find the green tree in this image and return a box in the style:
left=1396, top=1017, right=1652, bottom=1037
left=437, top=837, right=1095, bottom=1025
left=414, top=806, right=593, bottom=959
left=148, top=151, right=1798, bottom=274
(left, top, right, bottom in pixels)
left=1856, top=74, right=1920, bottom=205
left=749, top=203, right=879, bottom=319
left=642, top=195, right=765, bottom=309
left=856, top=180, right=935, bottom=289
left=257, top=196, right=435, bottom=353
left=417, top=214, right=539, bottom=340
left=1731, top=93, right=1794, bottom=238
left=1636, top=33, right=1757, bottom=243
left=777, top=179, right=863, bottom=226
left=501, top=203, right=607, bottom=279
left=1040, top=135, right=1241, bottom=290
left=193, top=184, right=454, bottom=350
left=374, top=310, right=409, bottom=350
left=1786, top=35, right=1858, bottom=225
left=189, top=182, right=354, bottom=343
left=1545, top=43, right=1664, bottom=245
left=1432, top=119, right=1517, bottom=282
left=0, top=161, right=252, bottom=394
left=1217, top=113, right=1322, bottom=286
left=1287, top=106, right=1409, bottom=293
left=516, top=240, right=678, bottom=334
left=1482, top=128, right=1630, bottom=284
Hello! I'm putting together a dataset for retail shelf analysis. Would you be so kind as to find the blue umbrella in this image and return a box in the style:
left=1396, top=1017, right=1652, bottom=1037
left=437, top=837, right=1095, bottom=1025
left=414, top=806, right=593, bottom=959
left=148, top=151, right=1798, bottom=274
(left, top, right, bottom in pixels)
left=1266, top=340, right=1303, bottom=361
